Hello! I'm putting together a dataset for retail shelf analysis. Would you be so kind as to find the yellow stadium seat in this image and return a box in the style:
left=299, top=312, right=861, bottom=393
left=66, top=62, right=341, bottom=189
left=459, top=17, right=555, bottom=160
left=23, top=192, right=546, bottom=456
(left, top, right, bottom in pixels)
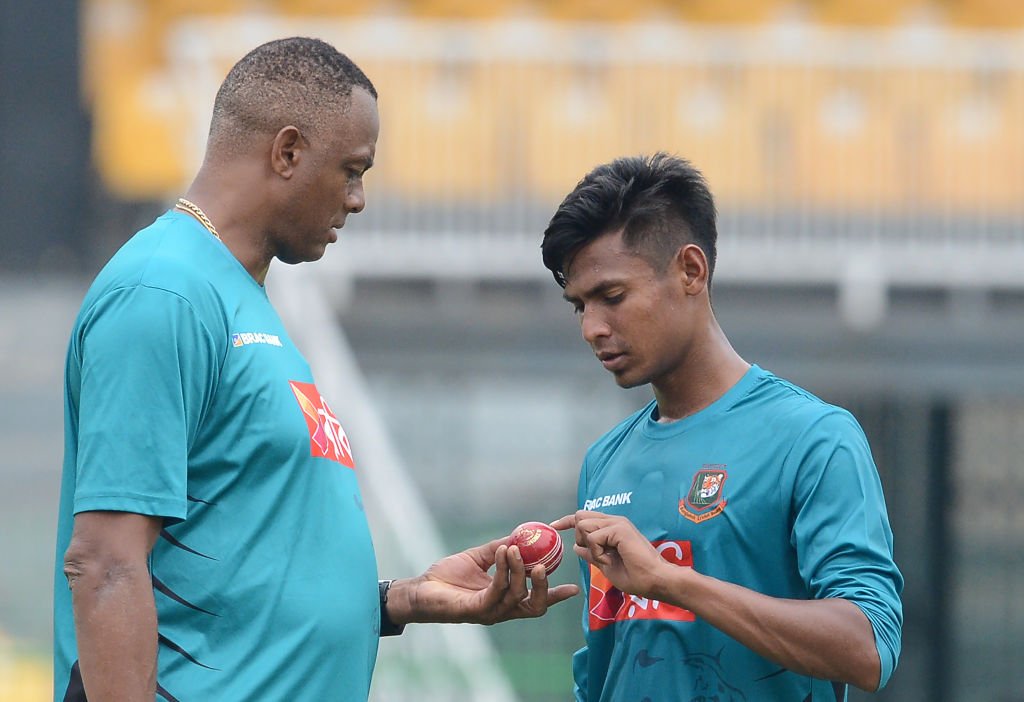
left=811, top=0, right=932, bottom=26
left=521, top=61, right=628, bottom=199
left=406, top=0, right=523, bottom=19
left=880, top=68, right=951, bottom=211
left=521, top=58, right=804, bottom=208
left=923, top=69, right=1024, bottom=213
left=945, top=0, right=1024, bottom=28
left=367, top=60, right=504, bottom=200
left=81, top=0, right=152, bottom=104
left=539, top=0, right=668, bottom=23
left=742, top=64, right=835, bottom=208
left=629, top=63, right=768, bottom=207
left=139, top=1, right=250, bottom=68
left=788, top=68, right=906, bottom=210
left=150, top=0, right=247, bottom=17
left=276, top=0, right=389, bottom=14
left=672, top=0, right=796, bottom=24
left=92, top=67, right=192, bottom=198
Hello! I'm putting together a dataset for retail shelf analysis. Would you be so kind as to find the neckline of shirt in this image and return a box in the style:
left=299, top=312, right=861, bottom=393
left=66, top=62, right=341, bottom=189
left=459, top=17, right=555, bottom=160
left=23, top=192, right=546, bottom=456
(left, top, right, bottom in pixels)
left=640, top=364, right=766, bottom=439
left=165, top=209, right=268, bottom=294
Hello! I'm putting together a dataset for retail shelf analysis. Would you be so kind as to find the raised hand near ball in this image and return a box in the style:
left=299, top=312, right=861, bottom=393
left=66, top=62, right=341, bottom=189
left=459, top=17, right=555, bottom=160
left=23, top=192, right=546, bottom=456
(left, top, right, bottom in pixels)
left=551, top=511, right=671, bottom=600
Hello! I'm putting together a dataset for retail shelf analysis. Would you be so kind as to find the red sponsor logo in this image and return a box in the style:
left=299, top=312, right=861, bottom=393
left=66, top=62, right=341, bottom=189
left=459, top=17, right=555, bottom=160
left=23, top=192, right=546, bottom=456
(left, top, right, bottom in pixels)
left=288, top=381, right=355, bottom=468
left=588, top=540, right=695, bottom=631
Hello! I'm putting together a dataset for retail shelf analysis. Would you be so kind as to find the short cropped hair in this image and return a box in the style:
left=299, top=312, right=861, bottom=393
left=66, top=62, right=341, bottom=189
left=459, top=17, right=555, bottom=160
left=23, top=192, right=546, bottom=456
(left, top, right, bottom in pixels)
left=209, top=37, right=377, bottom=150
left=541, top=153, right=718, bottom=288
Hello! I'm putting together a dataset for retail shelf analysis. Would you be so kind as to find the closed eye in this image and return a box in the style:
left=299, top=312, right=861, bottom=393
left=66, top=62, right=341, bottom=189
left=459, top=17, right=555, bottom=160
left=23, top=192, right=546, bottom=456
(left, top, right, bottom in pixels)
left=345, top=158, right=373, bottom=181
left=563, top=295, right=583, bottom=316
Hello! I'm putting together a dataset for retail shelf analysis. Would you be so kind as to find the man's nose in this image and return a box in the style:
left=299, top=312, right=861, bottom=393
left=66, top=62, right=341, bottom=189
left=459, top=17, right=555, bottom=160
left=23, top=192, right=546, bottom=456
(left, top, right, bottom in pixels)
left=581, top=309, right=610, bottom=344
left=346, top=182, right=365, bottom=214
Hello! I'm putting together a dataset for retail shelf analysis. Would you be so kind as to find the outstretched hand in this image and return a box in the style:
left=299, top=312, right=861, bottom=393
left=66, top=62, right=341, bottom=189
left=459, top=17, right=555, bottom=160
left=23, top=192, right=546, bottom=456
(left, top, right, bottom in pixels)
left=390, top=536, right=579, bottom=626
left=552, top=511, right=670, bottom=600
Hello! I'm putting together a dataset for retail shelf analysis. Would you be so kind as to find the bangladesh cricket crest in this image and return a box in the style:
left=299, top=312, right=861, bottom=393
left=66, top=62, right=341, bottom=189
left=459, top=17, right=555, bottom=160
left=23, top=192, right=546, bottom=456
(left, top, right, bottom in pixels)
left=679, top=465, right=728, bottom=524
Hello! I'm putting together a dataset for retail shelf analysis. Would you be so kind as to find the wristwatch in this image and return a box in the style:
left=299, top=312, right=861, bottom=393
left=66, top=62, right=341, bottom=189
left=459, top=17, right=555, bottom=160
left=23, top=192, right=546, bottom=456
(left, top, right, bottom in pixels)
left=378, top=579, right=406, bottom=637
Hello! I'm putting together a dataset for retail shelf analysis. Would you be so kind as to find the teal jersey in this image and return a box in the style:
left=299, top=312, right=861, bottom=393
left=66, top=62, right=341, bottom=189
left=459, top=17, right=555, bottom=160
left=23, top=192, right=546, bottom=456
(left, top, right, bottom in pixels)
left=54, top=211, right=379, bottom=701
left=573, top=365, right=903, bottom=702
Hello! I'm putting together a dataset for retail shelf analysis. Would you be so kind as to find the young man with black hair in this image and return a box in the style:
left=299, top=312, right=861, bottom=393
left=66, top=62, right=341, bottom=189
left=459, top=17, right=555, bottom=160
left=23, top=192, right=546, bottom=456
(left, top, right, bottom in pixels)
left=545, top=153, right=902, bottom=701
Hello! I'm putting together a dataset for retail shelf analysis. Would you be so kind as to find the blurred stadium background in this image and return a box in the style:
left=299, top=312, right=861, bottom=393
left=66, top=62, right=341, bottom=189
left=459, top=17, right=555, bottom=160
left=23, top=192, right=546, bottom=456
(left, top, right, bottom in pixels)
left=2, top=0, right=1024, bottom=700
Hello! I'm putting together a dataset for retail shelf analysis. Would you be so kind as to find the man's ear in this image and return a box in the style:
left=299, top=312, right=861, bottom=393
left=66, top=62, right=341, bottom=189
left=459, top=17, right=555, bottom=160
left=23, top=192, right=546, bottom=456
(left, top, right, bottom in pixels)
left=675, top=243, right=709, bottom=295
left=270, top=125, right=304, bottom=178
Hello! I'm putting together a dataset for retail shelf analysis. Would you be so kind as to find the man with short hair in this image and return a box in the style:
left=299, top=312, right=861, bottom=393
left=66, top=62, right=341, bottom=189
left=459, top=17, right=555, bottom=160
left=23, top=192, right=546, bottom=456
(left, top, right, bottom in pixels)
left=55, top=37, right=577, bottom=702
left=544, top=153, right=902, bottom=700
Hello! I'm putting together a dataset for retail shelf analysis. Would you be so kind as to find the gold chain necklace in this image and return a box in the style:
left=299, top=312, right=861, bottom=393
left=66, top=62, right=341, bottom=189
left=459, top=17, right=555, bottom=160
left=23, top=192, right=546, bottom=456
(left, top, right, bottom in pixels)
left=174, top=198, right=222, bottom=240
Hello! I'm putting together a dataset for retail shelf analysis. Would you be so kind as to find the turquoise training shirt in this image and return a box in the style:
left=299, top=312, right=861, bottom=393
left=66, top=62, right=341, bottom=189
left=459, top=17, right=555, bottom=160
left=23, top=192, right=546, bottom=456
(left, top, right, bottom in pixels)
left=54, top=210, right=379, bottom=700
left=573, top=365, right=903, bottom=702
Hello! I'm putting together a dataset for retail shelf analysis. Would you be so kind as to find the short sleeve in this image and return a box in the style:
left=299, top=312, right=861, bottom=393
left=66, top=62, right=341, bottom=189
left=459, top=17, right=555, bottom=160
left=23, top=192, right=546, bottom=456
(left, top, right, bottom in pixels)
left=73, top=284, right=220, bottom=522
left=788, top=410, right=904, bottom=689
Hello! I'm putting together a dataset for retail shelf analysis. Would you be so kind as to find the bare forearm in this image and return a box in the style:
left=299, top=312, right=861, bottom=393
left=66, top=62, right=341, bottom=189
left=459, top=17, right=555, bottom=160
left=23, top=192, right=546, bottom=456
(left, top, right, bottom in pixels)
left=69, top=563, right=158, bottom=700
left=654, top=567, right=880, bottom=691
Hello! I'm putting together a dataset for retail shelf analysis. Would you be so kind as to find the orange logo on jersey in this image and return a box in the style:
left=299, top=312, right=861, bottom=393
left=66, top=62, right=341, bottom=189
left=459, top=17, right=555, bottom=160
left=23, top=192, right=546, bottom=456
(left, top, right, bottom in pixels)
left=587, top=540, right=695, bottom=631
left=289, top=381, right=355, bottom=468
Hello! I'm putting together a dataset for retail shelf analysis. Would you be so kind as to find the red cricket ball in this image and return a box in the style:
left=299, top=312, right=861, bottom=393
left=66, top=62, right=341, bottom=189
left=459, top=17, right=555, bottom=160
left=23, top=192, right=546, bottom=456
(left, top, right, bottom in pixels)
left=508, top=521, right=564, bottom=575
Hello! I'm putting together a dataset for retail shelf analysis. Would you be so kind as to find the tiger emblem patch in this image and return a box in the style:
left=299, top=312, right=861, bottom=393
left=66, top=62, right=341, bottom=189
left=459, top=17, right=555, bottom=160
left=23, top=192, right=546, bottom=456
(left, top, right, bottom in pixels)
left=679, top=465, right=728, bottom=524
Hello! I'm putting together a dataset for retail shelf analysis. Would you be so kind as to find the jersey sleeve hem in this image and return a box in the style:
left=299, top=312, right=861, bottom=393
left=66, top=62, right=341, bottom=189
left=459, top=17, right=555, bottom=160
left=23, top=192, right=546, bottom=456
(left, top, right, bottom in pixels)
left=849, top=598, right=901, bottom=690
left=73, top=493, right=187, bottom=523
